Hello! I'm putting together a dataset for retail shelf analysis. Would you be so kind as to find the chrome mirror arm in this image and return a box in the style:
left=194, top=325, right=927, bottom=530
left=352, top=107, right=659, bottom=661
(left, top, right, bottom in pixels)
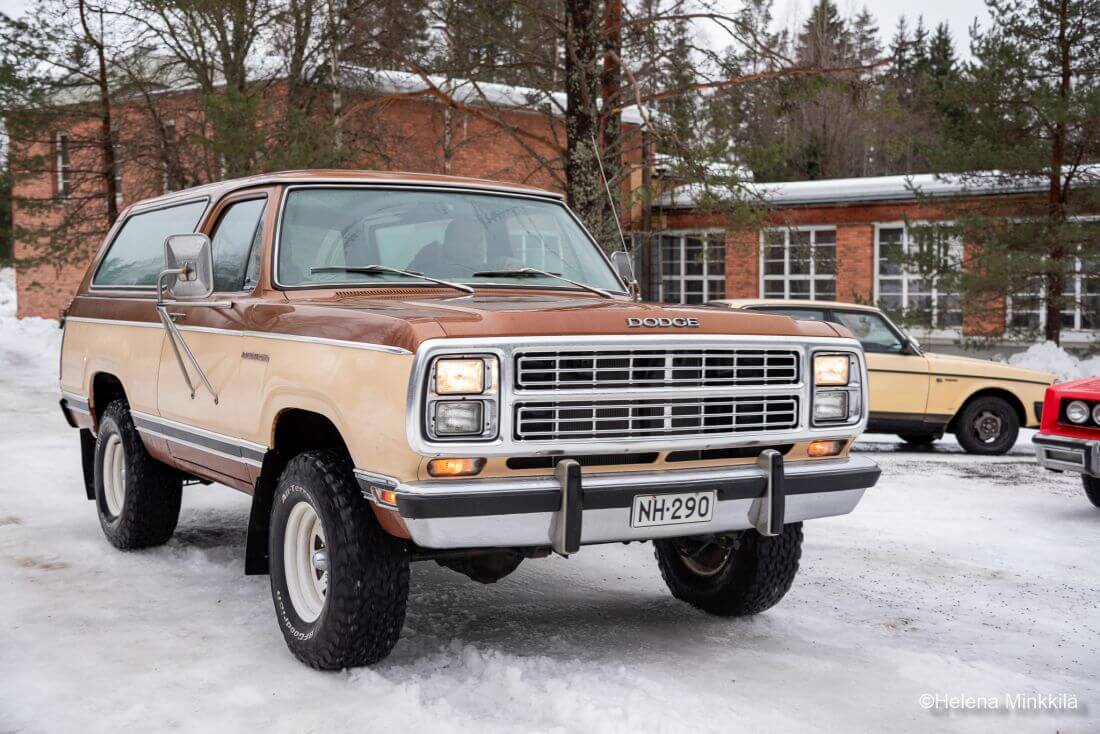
left=154, top=268, right=230, bottom=404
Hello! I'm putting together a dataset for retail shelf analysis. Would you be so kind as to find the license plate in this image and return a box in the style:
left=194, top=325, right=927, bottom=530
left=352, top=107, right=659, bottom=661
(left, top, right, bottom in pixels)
left=630, top=491, right=716, bottom=528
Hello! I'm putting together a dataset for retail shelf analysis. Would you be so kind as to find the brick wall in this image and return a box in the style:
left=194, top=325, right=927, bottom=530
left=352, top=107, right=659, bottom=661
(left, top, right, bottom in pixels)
left=835, top=224, right=874, bottom=303
left=724, top=229, right=759, bottom=298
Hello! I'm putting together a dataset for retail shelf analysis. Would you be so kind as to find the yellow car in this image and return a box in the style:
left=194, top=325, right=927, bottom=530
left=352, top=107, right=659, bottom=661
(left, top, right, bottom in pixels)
left=712, top=299, right=1056, bottom=455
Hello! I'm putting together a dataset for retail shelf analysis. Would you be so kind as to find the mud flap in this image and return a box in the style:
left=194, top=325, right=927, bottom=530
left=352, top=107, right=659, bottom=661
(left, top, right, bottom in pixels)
left=80, top=429, right=96, bottom=500
left=750, top=449, right=785, bottom=536
left=552, top=459, right=582, bottom=556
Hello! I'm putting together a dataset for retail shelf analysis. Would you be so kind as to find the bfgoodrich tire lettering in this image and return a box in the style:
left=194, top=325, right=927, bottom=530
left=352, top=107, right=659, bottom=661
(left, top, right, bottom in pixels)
left=268, top=450, right=409, bottom=669
left=1084, top=475, right=1100, bottom=508
left=94, top=399, right=182, bottom=549
left=654, top=523, right=803, bottom=616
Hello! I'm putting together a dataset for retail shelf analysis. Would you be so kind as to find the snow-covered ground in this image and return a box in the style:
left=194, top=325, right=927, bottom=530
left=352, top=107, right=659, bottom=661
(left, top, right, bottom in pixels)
left=1, top=272, right=1098, bottom=733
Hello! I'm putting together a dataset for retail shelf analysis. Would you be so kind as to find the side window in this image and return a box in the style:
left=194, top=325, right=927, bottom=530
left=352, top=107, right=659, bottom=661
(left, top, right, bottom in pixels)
left=94, top=200, right=207, bottom=287
left=832, top=311, right=904, bottom=354
left=210, top=198, right=267, bottom=292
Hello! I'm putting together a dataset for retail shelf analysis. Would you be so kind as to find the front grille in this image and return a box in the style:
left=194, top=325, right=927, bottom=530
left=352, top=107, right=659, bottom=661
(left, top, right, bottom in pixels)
left=514, top=396, right=800, bottom=441
left=514, top=348, right=800, bottom=391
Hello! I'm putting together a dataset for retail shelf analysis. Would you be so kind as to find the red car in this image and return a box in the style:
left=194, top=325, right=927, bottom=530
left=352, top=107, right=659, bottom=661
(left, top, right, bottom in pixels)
left=1034, top=377, right=1100, bottom=508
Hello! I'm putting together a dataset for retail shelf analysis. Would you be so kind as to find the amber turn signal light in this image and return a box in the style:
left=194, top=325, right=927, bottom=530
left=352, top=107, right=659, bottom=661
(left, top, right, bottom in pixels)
left=371, top=487, right=399, bottom=507
left=807, top=440, right=843, bottom=458
left=427, top=457, right=486, bottom=477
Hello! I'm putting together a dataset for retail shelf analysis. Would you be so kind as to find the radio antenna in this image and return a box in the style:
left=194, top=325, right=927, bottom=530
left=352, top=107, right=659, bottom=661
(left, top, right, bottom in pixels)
left=592, top=132, right=628, bottom=252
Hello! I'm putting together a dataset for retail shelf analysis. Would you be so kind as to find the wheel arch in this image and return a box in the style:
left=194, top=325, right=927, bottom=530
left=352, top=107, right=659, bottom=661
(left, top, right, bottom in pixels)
left=245, top=407, right=354, bottom=576
left=947, top=387, right=1027, bottom=433
left=89, top=371, right=128, bottom=430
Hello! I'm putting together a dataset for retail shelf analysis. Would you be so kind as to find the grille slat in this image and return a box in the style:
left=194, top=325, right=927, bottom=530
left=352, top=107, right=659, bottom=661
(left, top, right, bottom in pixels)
left=516, top=348, right=800, bottom=390
left=514, top=396, right=800, bottom=441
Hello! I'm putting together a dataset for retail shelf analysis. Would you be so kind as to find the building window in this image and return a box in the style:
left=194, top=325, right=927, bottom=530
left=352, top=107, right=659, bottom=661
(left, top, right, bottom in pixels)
left=657, top=233, right=725, bottom=304
left=111, top=129, right=122, bottom=203
left=55, top=132, right=71, bottom=199
left=1008, top=251, right=1100, bottom=332
left=761, top=227, right=835, bottom=300
left=875, top=224, right=962, bottom=329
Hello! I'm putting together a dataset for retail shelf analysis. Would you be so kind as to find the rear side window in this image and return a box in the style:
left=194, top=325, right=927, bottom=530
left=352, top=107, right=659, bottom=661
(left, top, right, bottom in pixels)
left=93, top=200, right=207, bottom=287
left=210, top=198, right=267, bottom=292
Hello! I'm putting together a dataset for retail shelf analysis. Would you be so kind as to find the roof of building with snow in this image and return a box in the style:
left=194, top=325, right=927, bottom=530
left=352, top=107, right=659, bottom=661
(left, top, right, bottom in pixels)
left=659, top=165, right=1100, bottom=209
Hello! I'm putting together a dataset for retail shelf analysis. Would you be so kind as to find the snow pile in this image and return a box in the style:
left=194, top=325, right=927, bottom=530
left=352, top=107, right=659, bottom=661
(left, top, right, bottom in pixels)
left=0, top=267, right=62, bottom=393
left=0, top=266, right=15, bottom=318
left=1007, top=341, right=1100, bottom=380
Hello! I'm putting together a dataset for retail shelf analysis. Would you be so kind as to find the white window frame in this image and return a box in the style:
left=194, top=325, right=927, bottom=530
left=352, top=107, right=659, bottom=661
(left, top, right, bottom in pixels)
left=55, top=131, right=71, bottom=200
left=1006, top=256, right=1097, bottom=333
left=656, top=229, right=726, bottom=304
left=872, top=221, right=963, bottom=335
left=759, top=226, right=836, bottom=300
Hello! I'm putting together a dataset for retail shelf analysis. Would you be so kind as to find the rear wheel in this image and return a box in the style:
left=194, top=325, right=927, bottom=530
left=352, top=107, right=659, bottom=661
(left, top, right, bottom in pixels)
left=1084, top=475, right=1100, bottom=508
left=654, top=523, right=803, bottom=616
left=94, top=400, right=182, bottom=549
left=954, top=397, right=1019, bottom=455
left=268, top=450, right=409, bottom=669
left=898, top=433, right=937, bottom=447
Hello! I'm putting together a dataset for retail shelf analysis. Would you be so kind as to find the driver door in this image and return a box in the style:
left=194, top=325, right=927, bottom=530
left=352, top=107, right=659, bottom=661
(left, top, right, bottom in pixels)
left=156, top=190, right=272, bottom=487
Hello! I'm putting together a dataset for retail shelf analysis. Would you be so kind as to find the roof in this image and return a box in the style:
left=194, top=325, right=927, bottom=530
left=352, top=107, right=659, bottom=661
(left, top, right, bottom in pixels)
left=347, top=67, right=654, bottom=127
left=660, top=165, right=1100, bottom=209
left=711, top=298, right=882, bottom=313
left=127, top=169, right=563, bottom=213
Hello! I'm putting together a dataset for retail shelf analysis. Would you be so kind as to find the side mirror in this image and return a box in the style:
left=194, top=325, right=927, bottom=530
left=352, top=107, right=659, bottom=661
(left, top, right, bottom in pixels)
left=161, top=233, right=214, bottom=302
left=610, top=250, right=635, bottom=282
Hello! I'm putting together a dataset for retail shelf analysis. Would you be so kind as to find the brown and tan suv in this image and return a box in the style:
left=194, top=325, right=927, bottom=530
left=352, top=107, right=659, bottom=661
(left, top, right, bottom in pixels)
left=58, top=170, right=880, bottom=669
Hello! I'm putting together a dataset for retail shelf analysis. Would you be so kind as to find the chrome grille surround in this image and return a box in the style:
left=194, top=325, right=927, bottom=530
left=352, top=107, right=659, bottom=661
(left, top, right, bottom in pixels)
left=406, top=335, right=868, bottom=457
left=514, top=348, right=800, bottom=390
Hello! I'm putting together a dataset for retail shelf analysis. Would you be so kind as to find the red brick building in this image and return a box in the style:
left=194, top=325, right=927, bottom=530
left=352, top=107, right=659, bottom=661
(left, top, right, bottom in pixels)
left=645, top=171, right=1100, bottom=349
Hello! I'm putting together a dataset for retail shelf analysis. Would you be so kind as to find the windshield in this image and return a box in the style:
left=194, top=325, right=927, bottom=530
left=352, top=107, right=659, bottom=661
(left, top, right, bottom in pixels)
left=277, top=187, right=624, bottom=293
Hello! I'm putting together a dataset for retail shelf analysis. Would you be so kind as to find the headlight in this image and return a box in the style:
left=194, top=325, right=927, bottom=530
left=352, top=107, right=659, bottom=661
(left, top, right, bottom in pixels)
left=435, top=358, right=487, bottom=395
left=424, top=354, right=500, bottom=441
left=814, top=354, right=850, bottom=386
left=1093, top=404, right=1100, bottom=425
left=1066, top=400, right=1090, bottom=424
left=433, top=401, right=485, bottom=435
left=813, top=391, right=848, bottom=421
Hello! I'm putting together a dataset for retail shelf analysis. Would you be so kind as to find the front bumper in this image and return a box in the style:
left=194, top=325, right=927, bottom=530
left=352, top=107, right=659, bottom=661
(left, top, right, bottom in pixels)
left=356, top=455, right=880, bottom=551
left=1034, top=433, right=1100, bottom=477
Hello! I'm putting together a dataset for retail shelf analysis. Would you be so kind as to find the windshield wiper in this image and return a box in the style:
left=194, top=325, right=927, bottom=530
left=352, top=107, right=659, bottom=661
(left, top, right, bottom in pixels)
left=310, top=265, right=474, bottom=294
left=471, top=267, right=613, bottom=299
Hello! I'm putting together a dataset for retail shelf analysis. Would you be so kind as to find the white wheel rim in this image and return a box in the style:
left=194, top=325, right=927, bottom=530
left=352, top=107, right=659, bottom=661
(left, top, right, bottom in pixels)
left=283, top=501, right=328, bottom=623
left=103, top=434, right=126, bottom=517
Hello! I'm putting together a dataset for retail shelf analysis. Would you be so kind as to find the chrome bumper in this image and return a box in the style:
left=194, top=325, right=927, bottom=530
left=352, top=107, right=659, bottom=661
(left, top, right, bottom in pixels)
left=1034, top=433, right=1100, bottom=476
left=356, top=455, right=880, bottom=551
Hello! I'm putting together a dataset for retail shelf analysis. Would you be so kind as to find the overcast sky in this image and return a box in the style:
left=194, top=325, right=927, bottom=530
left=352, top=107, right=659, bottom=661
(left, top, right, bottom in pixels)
left=0, top=0, right=992, bottom=58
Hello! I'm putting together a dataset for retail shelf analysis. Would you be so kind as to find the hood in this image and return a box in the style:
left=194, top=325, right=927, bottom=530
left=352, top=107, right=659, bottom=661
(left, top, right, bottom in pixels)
left=924, top=351, right=1056, bottom=385
left=278, top=290, right=848, bottom=350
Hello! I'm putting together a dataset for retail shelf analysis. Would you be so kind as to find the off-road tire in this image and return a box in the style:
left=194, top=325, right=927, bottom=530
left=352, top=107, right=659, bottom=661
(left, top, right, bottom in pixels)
left=94, top=399, right=182, bottom=549
left=269, top=450, right=409, bottom=669
left=1084, top=475, right=1100, bottom=509
left=654, top=523, right=803, bottom=616
left=898, top=433, right=937, bottom=447
left=954, top=396, right=1020, bottom=455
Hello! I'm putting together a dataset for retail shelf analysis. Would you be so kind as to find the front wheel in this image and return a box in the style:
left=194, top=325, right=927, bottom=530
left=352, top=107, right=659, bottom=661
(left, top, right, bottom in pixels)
left=954, top=397, right=1020, bottom=455
left=1084, top=475, right=1100, bottom=509
left=268, top=450, right=409, bottom=669
left=654, top=523, right=803, bottom=616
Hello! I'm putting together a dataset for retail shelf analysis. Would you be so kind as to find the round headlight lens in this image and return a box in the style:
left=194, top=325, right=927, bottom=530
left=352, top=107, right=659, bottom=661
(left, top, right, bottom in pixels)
left=1093, top=403, right=1100, bottom=426
left=1065, top=400, right=1090, bottom=424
